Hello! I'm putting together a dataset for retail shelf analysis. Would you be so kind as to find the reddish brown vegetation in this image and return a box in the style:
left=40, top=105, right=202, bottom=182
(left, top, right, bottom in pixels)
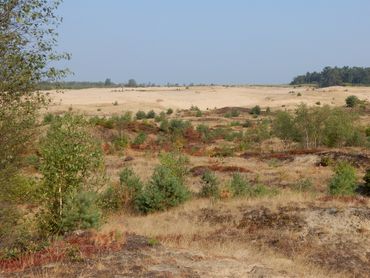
left=191, top=165, right=251, bottom=176
left=0, top=230, right=125, bottom=273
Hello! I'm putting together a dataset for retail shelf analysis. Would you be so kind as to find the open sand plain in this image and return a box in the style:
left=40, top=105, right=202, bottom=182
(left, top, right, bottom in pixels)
left=47, top=85, right=370, bottom=115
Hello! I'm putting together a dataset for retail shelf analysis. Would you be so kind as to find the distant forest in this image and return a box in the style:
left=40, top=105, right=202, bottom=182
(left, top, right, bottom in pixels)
left=291, top=66, right=370, bottom=87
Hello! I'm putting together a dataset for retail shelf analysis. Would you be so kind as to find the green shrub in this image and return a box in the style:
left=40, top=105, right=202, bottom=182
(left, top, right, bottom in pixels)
left=100, top=168, right=144, bottom=212
left=230, top=121, right=242, bottom=127
left=155, top=111, right=166, bottom=123
left=200, top=171, right=219, bottom=198
left=159, top=119, right=170, bottom=132
left=120, top=168, right=144, bottom=193
left=197, top=124, right=213, bottom=142
left=195, top=110, right=203, bottom=117
left=136, top=110, right=147, bottom=120
left=272, top=105, right=360, bottom=148
left=2, top=175, right=40, bottom=203
left=59, top=191, right=101, bottom=234
left=112, top=134, right=130, bottom=150
left=250, top=105, right=261, bottom=116
left=89, top=116, right=114, bottom=129
left=43, top=113, right=56, bottom=124
left=166, top=108, right=173, bottom=115
left=229, top=173, right=250, bottom=197
left=158, top=152, right=189, bottom=182
left=146, top=110, right=156, bottom=119
left=122, top=111, right=133, bottom=122
left=328, top=162, right=357, bottom=196
left=250, top=184, right=278, bottom=197
left=133, top=132, right=147, bottom=146
left=248, top=120, right=271, bottom=143
left=168, top=119, right=192, bottom=136
left=135, top=166, right=189, bottom=213
left=345, top=95, right=359, bottom=108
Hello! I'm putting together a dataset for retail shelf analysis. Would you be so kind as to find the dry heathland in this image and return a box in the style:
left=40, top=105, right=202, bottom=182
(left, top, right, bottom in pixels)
left=2, top=85, right=370, bottom=278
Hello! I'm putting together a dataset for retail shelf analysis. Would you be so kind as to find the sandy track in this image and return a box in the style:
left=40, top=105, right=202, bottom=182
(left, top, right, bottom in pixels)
left=47, top=85, right=370, bottom=115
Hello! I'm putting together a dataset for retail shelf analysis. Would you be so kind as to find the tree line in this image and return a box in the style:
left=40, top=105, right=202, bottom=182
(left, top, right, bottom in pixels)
left=291, top=66, right=370, bottom=87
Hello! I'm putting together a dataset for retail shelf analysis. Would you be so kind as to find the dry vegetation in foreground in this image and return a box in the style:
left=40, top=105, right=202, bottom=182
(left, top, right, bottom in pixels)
left=2, top=95, right=370, bottom=278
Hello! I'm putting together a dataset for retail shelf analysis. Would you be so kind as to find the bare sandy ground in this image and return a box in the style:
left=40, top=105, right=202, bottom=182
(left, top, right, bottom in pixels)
left=47, top=85, right=370, bottom=115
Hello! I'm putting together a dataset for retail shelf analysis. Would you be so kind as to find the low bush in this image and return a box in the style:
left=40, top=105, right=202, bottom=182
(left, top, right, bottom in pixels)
left=155, top=111, right=166, bottom=123
left=89, top=116, right=114, bottom=129
left=345, top=95, right=359, bottom=108
left=250, top=105, right=261, bottom=116
left=100, top=168, right=144, bottom=212
left=229, top=173, right=250, bottom=197
left=135, top=166, right=190, bottom=213
left=328, top=162, right=357, bottom=196
left=158, top=152, right=189, bottom=182
left=132, top=132, right=147, bottom=146
left=197, top=124, right=213, bottom=142
left=136, top=110, right=147, bottom=120
left=146, top=110, right=156, bottom=119
left=200, top=171, right=220, bottom=198
left=59, top=191, right=101, bottom=234
left=112, top=134, right=130, bottom=150
left=43, top=113, right=57, bottom=124
left=166, top=108, right=173, bottom=115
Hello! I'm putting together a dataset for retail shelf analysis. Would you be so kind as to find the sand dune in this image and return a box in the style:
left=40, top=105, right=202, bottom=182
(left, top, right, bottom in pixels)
left=47, top=85, right=370, bottom=115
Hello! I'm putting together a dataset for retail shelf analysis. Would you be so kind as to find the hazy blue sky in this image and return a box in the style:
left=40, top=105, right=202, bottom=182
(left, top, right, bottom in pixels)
left=57, top=0, right=370, bottom=84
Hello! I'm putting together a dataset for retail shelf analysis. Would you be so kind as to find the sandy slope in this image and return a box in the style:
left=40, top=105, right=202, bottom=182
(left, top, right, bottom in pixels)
left=46, top=85, right=370, bottom=115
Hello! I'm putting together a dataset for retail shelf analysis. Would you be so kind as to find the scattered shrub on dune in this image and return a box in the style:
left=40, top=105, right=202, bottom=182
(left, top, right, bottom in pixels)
left=250, top=105, right=261, bottom=116
left=158, top=152, right=189, bottom=182
left=100, top=168, right=144, bottom=212
left=136, top=110, right=147, bottom=120
left=345, top=95, right=359, bottom=108
left=200, top=171, right=220, bottom=198
left=132, top=132, right=147, bottom=146
left=229, top=173, right=250, bottom=197
left=112, top=134, right=130, bottom=151
left=43, top=113, right=57, bottom=124
left=166, top=108, right=174, bottom=115
left=60, top=191, right=102, bottom=234
left=135, top=165, right=190, bottom=213
left=328, top=162, right=357, bottom=196
left=196, top=124, right=213, bottom=143
left=146, top=110, right=156, bottom=119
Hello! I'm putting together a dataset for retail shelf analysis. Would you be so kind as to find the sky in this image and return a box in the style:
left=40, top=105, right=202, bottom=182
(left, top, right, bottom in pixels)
left=57, top=0, right=370, bottom=84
